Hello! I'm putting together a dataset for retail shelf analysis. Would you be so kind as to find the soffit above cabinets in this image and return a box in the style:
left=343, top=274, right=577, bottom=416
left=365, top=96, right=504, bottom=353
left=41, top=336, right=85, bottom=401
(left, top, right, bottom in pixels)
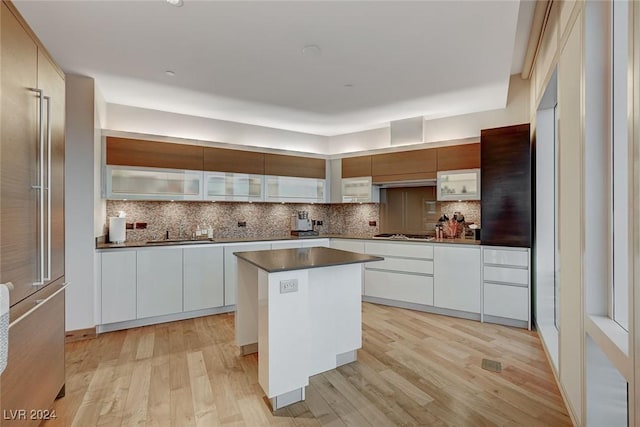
left=14, top=1, right=534, bottom=137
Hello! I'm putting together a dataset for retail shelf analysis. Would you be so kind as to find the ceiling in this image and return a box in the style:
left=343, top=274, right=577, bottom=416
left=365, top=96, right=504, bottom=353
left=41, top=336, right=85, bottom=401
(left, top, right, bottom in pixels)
left=14, top=1, right=534, bottom=137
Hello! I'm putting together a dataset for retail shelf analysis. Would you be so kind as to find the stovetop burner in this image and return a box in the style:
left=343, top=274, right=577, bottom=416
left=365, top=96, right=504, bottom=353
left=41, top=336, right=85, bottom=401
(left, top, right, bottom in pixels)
left=373, top=233, right=434, bottom=241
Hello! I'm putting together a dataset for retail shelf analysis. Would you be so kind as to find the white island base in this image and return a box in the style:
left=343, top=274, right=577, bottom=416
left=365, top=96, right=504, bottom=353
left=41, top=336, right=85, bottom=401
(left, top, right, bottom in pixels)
left=235, top=259, right=363, bottom=411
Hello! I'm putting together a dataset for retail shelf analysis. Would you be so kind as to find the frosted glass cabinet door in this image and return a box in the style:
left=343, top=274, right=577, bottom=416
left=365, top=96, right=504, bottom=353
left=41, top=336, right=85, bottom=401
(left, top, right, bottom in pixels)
left=107, top=165, right=204, bottom=201
left=204, top=172, right=263, bottom=201
left=265, top=175, right=326, bottom=203
left=342, top=177, right=378, bottom=202
left=437, top=169, right=480, bottom=201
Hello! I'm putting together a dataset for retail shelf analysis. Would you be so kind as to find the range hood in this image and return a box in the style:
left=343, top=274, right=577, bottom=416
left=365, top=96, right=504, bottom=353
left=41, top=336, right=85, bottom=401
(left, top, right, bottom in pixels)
left=374, top=178, right=437, bottom=188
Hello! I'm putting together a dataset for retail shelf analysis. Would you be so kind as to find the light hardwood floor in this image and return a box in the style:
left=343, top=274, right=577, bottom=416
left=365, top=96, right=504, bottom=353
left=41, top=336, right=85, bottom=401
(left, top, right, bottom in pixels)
left=43, top=303, right=571, bottom=426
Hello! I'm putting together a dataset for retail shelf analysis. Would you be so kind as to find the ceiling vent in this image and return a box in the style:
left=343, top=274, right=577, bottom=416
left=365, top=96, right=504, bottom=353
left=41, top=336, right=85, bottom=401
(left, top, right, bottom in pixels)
left=390, top=116, right=424, bottom=145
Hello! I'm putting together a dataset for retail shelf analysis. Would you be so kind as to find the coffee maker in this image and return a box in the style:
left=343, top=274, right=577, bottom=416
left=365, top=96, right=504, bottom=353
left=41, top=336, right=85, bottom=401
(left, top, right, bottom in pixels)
left=291, top=211, right=318, bottom=237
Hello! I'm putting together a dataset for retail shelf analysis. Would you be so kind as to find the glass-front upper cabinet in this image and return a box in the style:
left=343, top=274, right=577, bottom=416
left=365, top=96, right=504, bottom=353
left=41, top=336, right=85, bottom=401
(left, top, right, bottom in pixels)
left=341, top=177, right=380, bottom=203
left=106, top=166, right=204, bottom=201
left=205, top=172, right=263, bottom=201
left=265, top=176, right=326, bottom=203
left=436, top=169, right=481, bottom=201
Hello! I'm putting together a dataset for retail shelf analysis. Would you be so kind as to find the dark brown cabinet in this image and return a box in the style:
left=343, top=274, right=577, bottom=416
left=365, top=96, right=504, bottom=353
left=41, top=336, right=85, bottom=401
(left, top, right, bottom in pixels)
left=1, top=2, right=65, bottom=424
left=480, top=124, right=531, bottom=247
left=436, top=143, right=480, bottom=170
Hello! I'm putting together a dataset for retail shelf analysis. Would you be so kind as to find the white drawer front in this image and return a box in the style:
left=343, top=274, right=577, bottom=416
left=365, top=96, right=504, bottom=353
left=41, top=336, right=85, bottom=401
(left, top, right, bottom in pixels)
left=366, top=257, right=433, bottom=275
left=483, top=266, right=529, bottom=286
left=365, top=270, right=433, bottom=306
left=365, top=241, right=433, bottom=259
left=484, top=283, right=529, bottom=321
left=331, top=239, right=365, bottom=254
left=483, top=248, right=529, bottom=267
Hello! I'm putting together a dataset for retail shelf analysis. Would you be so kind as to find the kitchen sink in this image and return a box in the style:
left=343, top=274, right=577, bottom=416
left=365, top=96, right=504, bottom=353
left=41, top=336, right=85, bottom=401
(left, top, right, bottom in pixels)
left=145, top=238, right=216, bottom=245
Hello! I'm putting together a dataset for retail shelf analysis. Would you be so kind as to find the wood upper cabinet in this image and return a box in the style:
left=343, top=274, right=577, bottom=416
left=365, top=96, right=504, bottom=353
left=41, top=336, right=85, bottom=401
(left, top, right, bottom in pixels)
left=264, top=153, right=326, bottom=179
left=106, top=137, right=204, bottom=170
left=371, top=149, right=436, bottom=183
left=203, top=147, right=264, bottom=174
left=342, top=156, right=372, bottom=178
left=436, top=143, right=480, bottom=171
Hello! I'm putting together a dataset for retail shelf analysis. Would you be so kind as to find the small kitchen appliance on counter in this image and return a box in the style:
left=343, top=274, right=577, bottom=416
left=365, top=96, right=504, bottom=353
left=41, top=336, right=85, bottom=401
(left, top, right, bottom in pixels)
left=109, top=212, right=127, bottom=243
left=291, top=211, right=319, bottom=237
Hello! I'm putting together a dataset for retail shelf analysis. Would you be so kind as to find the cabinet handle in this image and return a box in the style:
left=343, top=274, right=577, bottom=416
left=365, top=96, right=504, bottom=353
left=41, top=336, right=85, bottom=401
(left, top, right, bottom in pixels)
left=9, top=283, right=68, bottom=329
left=29, top=88, right=45, bottom=286
left=44, top=95, right=52, bottom=282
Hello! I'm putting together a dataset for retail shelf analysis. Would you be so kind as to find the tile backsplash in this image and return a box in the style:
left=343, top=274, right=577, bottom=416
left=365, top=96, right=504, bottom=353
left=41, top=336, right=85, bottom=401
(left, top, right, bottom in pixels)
left=439, top=201, right=481, bottom=226
left=106, top=201, right=380, bottom=241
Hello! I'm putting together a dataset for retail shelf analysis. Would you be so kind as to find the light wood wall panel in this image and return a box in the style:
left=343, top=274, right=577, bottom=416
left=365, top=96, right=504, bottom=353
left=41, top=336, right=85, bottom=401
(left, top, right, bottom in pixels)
left=264, top=153, right=325, bottom=179
left=106, top=137, right=204, bottom=170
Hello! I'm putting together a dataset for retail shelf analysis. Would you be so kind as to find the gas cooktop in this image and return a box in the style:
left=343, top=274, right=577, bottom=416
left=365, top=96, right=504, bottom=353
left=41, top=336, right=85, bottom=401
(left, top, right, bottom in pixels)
left=373, top=233, right=435, bottom=241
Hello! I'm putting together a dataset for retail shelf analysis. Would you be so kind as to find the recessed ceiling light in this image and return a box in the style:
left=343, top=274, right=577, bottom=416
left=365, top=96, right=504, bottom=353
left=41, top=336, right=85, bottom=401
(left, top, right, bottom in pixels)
left=165, top=70, right=176, bottom=77
left=344, top=83, right=354, bottom=88
left=301, top=45, right=321, bottom=56
left=166, top=0, right=183, bottom=7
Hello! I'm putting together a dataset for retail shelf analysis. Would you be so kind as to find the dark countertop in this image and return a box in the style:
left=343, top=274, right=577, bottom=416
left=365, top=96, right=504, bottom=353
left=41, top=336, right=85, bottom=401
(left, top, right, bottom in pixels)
left=234, top=247, right=384, bottom=273
left=96, top=234, right=481, bottom=250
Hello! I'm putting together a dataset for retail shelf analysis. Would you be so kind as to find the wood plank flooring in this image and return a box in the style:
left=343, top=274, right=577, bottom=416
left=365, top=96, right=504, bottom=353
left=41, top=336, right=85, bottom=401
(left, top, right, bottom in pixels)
left=43, top=303, right=571, bottom=426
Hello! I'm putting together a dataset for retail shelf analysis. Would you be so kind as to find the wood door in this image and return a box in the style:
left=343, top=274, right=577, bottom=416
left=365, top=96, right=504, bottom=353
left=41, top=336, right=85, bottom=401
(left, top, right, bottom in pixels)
left=203, top=147, right=264, bottom=174
left=371, top=149, right=436, bottom=182
left=106, top=137, right=204, bottom=170
left=404, top=187, right=437, bottom=234
left=342, top=156, right=372, bottom=178
left=379, top=188, right=405, bottom=234
left=480, top=124, right=531, bottom=247
left=1, top=3, right=39, bottom=306
left=436, top=143, right=480, bottom=171
left=264, top=153, right=326, bottom=179
left=38, top=50, right=65, bottom=284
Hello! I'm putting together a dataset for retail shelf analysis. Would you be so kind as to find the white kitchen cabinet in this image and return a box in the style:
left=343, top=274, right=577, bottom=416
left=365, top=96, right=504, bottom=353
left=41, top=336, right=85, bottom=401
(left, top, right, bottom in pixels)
left=301, top=238, right=330, bottom=248
left=183, top=246, right=224, bottom=311
left=137, top=248, right=183, bottom=318
left=224, top=242, right=271, bottom=306
left=265, top=175, right=326, bottom=203
left=436, top=169, right=480, bottom=201
left=270, top=240, right=302, bottom=249
left=364, top=241, right=434, bottom=305
left=330, top=239, right=365, bottom=253
left=365, top=270, right=434, bottom=305
left=481, top=246, right=530, bottom=328
left=106, top=165, right=204, bottom=201
left=433, top=245, right=481, bottom=313
left=204, top=172, right=263, bottom=201
left=101, top=251, right=137, bottom=324
left=341, top=177, right=379, bottom=203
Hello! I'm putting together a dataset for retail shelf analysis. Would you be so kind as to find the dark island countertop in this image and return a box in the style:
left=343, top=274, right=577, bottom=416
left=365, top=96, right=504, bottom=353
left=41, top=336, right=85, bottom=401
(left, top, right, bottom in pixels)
left=234, top=247, right=383, bottom=273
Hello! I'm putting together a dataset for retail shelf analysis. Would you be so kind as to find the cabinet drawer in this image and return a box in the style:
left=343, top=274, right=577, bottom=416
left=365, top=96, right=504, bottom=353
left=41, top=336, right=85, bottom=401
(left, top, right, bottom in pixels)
left=365, top=257, right=433, bottom=275
left=483, top=283, right=529, bottom=321
left=364, top=270, right=433, bottom=305
left=331, top=239, right=365, bottom=253
left=483, top=248, right=529, bottom=267
left=483, top=266, right=528, bottom=286
left=2, top=282, right=65, bottom=427
left=365, top=241, right=433, bottom=259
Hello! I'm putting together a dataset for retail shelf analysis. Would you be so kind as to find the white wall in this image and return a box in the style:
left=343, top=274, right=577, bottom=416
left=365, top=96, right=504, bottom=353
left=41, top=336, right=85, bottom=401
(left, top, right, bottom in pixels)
left=327, top=75, right=530, bottom=154
left=106, top=103, right=330, bottom=155
left=65, top=75, right=99, bottom=331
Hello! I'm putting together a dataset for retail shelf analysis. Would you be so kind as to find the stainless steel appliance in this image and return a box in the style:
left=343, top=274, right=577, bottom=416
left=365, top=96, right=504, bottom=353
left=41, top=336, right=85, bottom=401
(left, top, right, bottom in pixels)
left=291, top=211, right=318, bottom=237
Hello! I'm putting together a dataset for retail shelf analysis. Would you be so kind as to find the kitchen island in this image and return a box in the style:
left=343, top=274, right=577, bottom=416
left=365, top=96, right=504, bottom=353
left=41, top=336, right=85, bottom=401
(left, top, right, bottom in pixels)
left=234, top=246, right=382, bottom=410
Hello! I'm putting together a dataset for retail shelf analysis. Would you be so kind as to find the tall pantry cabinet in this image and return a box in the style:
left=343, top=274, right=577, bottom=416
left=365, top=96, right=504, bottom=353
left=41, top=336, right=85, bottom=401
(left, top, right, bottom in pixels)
left=0, top=2, right=66, bottom=425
